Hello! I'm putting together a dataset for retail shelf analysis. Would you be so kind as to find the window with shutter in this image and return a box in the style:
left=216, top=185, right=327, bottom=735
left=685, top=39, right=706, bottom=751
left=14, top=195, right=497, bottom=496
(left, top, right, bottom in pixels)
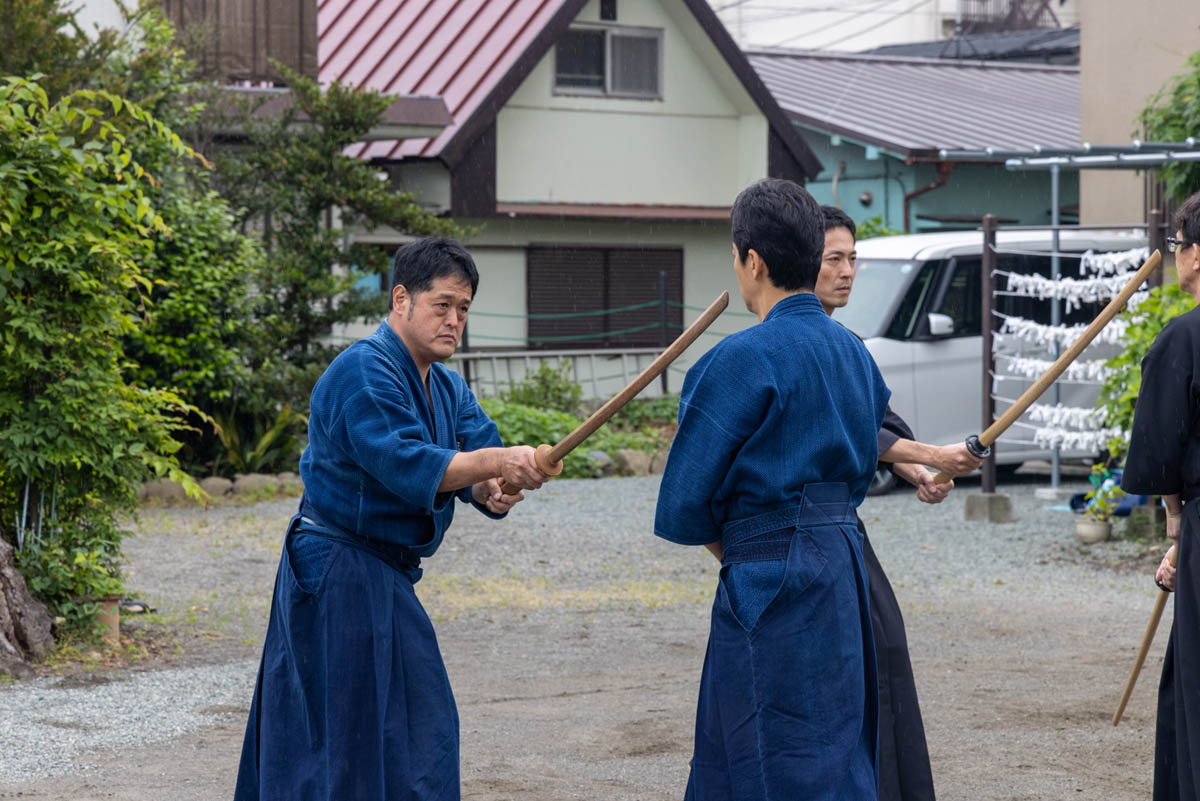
left=554, top=26, right=662, bottom=100
left=526, top=247, right=683, bottom=349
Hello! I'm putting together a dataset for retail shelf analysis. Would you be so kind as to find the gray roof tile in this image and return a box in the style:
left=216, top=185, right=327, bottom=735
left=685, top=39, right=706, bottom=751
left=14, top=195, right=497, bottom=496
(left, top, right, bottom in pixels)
left=747, top=50, right=1079, bottom=157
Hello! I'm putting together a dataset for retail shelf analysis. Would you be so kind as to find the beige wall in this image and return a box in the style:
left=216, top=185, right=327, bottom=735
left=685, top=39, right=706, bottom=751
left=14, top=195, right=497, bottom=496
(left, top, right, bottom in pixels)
left=1079, top=0, right=1200, bottom=223
left=496, top=0, right=767, bottom=207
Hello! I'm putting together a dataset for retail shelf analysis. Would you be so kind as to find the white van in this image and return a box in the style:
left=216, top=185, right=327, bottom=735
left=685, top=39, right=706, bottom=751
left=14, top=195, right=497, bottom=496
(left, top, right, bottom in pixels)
left=836, top=229, right=1148, bottom=493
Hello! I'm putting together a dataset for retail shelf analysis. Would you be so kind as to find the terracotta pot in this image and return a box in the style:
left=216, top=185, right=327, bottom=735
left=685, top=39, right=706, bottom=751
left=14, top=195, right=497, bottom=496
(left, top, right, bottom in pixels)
left=95, top=594, right=121, bottom=648
left=1075, top=518, right=1111, bottom=545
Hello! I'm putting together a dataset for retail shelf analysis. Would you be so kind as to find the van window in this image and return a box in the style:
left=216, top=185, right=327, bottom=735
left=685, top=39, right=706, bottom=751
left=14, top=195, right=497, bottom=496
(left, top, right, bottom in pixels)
left=835, top=259, right=921, bottom=339
left=931, top=257, right=982, bottom=336
left=884, top=261, right=938, bottom=340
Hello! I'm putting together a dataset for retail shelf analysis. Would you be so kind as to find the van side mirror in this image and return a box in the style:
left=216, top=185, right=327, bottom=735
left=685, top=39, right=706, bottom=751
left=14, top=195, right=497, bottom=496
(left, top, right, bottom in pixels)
left=927, top=313, right=955, bottom=337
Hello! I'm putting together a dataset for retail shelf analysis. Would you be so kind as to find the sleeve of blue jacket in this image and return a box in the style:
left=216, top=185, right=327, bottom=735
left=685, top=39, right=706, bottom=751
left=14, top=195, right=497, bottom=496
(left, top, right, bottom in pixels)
left=451, top=378, right=509, bottom=519
left=324, top=376, right=459, bottom=515
left=653, top=341, right=772, bottom=546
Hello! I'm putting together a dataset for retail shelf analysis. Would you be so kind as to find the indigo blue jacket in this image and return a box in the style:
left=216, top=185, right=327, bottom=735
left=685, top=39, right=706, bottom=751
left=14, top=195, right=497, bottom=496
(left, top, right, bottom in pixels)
left=299, top=321, right=504, bottom=557
left=655, top=292, right=890, bottom=546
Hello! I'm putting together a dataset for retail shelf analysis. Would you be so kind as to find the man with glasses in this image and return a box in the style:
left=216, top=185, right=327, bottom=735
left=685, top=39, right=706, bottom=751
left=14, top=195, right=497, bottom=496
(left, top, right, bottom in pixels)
left=1122, top=190, right=1200, bottom=801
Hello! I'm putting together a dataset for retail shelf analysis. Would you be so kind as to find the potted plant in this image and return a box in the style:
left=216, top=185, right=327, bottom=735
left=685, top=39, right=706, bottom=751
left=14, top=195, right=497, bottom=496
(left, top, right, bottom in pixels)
left=1076, top=464, right=1121, bottom=544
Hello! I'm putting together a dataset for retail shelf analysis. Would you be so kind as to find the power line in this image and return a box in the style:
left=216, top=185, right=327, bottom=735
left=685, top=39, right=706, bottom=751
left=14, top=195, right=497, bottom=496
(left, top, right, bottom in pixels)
left=765, top=0, right=897, bottom=47
left=817, top=0, right=935, bottom=50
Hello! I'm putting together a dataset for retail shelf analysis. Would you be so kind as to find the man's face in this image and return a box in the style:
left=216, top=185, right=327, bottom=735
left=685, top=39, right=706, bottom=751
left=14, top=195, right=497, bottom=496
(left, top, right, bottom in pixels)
left=1177, top=229, right=1199, bottom=296
left=815, top=226, right=856, bottom=314
left=394, top=274, right=473, bottom=367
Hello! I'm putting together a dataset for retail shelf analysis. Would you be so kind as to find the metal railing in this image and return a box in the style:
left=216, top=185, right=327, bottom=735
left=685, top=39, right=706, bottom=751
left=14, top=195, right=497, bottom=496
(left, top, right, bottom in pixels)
left=446, top=346, right=670, bottom=400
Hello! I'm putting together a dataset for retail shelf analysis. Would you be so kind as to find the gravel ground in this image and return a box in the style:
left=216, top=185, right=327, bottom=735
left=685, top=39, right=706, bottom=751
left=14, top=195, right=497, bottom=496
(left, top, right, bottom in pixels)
left=0, top=474, right=1173, bottom=800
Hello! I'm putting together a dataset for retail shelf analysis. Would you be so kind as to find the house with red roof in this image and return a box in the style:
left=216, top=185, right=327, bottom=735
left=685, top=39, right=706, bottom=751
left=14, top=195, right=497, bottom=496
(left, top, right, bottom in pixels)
left=319, top=0, right=821, bottom=393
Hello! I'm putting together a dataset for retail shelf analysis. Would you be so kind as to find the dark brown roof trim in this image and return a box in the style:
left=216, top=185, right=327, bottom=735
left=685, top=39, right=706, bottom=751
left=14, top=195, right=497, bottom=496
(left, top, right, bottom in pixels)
left=441, top=0, right=822, bottom=180
left=440, top=0, right=590, bottom=168
left=677, top=0, right=822, bottom=179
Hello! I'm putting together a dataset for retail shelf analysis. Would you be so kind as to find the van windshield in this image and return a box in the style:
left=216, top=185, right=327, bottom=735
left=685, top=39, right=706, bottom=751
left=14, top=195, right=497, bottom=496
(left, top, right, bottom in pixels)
left=832, top=259, right=921, bottom=339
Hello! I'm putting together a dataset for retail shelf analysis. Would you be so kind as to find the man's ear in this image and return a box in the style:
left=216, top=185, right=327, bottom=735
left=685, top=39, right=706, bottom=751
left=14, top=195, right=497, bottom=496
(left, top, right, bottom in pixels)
left=391, top=284, right=409, bottom=313
left=746, top=248, right=767, bottom=282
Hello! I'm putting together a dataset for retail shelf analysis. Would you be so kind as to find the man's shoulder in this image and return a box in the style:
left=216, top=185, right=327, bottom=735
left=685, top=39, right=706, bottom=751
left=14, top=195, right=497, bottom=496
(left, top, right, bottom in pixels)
left=1151, top=304, right=1200, bottom=352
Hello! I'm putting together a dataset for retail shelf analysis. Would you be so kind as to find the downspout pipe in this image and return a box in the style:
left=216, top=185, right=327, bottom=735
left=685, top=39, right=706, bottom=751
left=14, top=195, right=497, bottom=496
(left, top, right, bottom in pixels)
left=903, top=161, right=956, bottom=232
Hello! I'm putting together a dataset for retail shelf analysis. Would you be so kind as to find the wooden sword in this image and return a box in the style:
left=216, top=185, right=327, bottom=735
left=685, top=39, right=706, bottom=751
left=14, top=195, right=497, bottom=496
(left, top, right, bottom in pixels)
left=1113, top=542, right=1178, bottom=726
left=932, top=250, right=1162, bottom=485
left=499, top=291, right=730, bottom=495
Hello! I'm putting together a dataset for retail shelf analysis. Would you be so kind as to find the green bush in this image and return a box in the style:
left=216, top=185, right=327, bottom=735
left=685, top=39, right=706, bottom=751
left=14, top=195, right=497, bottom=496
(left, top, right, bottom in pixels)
left=499, top=361, right=582, bottom=414
left=1097, top=284, right=1196, bottom=453
left=857, top=216, right=901, bottom=239
left=610, top=395, right=679, bottom=431
left=1089, top=283, right=1197, bottom=515
left=479, top=398, right=663, bottom=478
left=0, top=77, right=201, bottom=633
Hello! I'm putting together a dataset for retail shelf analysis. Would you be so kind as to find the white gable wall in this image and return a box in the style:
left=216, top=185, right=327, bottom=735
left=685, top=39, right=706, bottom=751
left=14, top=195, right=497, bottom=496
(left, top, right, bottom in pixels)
left=496, top=0, right=768, bottom=207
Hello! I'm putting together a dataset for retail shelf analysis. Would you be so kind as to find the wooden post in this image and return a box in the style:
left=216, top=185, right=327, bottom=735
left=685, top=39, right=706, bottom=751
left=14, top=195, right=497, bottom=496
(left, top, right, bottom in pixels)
left=1149, top=209, right=1165, bottom=289
left=981, top=214, right=998, bottom=494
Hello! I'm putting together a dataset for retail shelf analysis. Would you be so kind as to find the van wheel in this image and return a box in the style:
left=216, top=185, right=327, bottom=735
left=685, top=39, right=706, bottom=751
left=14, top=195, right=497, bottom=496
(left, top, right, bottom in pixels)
left=867, top=467, right=896, bottom=496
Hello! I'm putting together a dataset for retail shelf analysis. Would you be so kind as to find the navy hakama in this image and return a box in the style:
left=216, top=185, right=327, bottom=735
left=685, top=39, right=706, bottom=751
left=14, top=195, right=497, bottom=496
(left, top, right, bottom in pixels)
left=235, top=519, right=457, bottom=801
left=235, top=321, right=506, bottom=801
left=655, top=293, right=890, bottom=801
left=688, top=486, right=878, bottom=801
left=869, top=408, right=935, bottom=801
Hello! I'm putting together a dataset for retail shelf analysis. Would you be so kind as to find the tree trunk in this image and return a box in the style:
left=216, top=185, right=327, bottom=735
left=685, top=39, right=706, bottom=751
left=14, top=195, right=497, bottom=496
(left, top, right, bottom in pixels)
left=0, top=538, right=53, bottom=679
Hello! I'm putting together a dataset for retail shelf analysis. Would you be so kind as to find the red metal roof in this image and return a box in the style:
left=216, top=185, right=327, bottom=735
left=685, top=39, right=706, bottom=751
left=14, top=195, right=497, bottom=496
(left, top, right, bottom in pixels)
left=318, top=0, right=576, bottom=161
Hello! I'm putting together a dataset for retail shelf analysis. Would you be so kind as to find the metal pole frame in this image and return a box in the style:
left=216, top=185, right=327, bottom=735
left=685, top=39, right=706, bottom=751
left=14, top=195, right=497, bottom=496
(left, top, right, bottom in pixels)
left=1050, top=164, right=1061, bottom=490
left=981, top=214, right=997, bottom=494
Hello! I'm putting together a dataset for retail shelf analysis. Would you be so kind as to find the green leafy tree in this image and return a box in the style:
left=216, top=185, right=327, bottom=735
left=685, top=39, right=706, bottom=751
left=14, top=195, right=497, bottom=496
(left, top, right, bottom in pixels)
left=206, top=66, right=468, bottom=411
left=0, top=77, right=200, bottom=629
left=90, top=8, right=266, bottom=471
left=1139, top=49, right=1200, bottom=203
left=0, top=0, right=118, bottom=101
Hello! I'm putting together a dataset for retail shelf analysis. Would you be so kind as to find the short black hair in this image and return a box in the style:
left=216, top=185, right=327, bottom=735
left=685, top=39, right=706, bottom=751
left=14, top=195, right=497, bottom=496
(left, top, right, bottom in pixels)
left=820, top=205, right=856, bottom=239
left=1174, top=191, right=1200, bottom=247
left=730, top=178, right=824, bottom=291
left=390, top=237, right=480, bottom=309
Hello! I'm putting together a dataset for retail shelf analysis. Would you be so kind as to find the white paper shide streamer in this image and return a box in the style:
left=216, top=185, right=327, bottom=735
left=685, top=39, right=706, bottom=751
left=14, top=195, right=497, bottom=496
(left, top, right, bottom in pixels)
left=993, top=247, right=1143, bottom=452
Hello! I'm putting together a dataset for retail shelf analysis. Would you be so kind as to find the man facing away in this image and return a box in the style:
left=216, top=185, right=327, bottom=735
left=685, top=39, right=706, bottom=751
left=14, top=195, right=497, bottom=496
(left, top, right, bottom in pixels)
left=234, top=238, right=550, bottom=801
left=1122, top=190, right=1200, bottom=801
left=655, top=178, right=890, bottom=801
left=817, top=205, right=982, bottom=801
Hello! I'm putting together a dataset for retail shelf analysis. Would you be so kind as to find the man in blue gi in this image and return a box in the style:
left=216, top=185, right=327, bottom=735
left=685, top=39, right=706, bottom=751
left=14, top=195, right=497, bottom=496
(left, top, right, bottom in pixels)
left=234, top=238, right=551, bottom=801
left=655, top=179, right=891, bottom=801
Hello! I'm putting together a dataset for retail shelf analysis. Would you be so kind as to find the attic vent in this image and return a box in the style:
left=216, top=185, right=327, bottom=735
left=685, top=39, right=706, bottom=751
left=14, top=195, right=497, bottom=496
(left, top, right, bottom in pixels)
left=555, top=26, right=662, bottom=100
left=600, top=0, right=616, bottom=20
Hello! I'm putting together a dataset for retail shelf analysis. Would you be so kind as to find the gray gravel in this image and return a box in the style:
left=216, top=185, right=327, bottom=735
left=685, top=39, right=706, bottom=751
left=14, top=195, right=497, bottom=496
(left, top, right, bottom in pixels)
left=0, top=660, right=255, bottom=782
left=0, top=474, right=1171, bottom=800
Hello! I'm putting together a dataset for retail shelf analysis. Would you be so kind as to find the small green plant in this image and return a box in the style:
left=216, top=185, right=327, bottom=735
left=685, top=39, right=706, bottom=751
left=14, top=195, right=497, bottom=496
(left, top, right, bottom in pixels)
left=1082, top=464, right=1122, bottom=522
left=498, top=361, right=583, bottom=414
left=213, top=405, right=308, bottom=476
left=479, top=398, right=663, bottom=478
left=1096, top=284, right=1196, bottom=456
left=611, top=395, right=680, bottom=431
left=857, top=216, right=901, bottom=239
